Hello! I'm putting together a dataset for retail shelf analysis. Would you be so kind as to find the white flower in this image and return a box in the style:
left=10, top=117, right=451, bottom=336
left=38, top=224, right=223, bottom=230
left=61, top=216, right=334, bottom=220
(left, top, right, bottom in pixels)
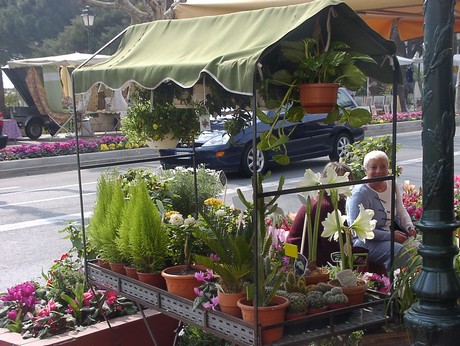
left=321, top=210, right=347, bottom=241
left=216, top=209, right=226, bottom=217
left=349, top=204, right=376, bottom=241
left=184, top=216, right=196, bottom=226
left=298, top=168, right=321, bottom=199
left=320, top=166, right=352, bottom=197
left=169, top=213, right=184, bottom=226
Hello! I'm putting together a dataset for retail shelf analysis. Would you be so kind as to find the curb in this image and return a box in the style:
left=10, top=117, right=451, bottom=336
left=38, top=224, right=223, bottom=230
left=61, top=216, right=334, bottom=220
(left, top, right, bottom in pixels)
left=0, top=147, right=158, bottom=179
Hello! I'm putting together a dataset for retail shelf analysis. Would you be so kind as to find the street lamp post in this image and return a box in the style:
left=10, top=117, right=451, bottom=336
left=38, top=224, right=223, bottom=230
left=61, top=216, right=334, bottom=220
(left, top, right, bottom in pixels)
left=81, top=6, right=95, bottom=53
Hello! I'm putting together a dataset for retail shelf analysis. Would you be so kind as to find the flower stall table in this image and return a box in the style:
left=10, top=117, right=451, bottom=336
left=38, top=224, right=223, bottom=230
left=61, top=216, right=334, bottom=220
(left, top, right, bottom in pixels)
left=87, top=261, right=393, bottom=345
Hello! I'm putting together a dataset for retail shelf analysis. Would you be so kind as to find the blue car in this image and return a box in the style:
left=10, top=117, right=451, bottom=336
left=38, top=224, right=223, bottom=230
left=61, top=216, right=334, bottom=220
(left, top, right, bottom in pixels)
left=160, top=88, right=365, bottom=177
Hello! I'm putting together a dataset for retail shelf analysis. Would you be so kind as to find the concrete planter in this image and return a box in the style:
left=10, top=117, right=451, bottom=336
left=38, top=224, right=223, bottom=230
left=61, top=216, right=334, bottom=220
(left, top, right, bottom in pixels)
left=0, top=309, right=177, bottom=346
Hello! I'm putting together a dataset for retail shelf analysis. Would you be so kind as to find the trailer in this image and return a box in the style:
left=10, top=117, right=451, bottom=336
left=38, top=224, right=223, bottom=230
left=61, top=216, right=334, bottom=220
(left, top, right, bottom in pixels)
left=2, top=53, right=110, bottom=139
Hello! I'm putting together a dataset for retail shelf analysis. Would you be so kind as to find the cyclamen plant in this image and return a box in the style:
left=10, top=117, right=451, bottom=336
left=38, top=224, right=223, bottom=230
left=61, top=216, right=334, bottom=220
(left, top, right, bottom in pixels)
left=192, top=269, right=219, bottom=311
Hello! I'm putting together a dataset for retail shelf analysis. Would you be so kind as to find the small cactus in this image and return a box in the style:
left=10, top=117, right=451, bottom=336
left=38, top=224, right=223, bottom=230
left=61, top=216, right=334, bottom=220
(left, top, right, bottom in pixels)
left=285, top=292, right=309, bottom=314
left=306, top=290, right=327, bottom=309
left=324, top=287, right=348, bottom=305
left=314, top=282, right=334, bottom=293
left=284, top=271, right=308, bottom=294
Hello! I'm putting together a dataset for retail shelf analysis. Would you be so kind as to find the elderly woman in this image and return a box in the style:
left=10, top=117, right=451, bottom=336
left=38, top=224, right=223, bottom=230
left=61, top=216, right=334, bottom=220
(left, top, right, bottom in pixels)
left=346, top=150, right=417, bottom=271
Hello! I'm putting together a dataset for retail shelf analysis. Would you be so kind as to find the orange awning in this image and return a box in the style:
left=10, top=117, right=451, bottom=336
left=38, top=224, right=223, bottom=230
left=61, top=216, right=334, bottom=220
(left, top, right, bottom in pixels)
left=174, top=0, right=460, bottom=41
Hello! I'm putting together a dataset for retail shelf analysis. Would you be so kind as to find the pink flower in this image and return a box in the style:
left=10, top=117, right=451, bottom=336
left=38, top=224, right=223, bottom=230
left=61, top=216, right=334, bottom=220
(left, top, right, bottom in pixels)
left=106, top=292, right=117, bottom=305
left=203, top=296, right=219, bottom=310
left=7, top=310, right=18, bottom=320
left=83, top=290, right=95, bottom=306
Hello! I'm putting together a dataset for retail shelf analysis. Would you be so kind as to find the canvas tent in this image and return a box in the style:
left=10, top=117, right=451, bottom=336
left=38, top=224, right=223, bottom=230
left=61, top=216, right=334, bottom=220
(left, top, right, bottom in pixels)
left=3, top=53, right=110, bottom=138
left=73, top=0, right=402, bottom=96
left=173, top=0, right=460, bottom=41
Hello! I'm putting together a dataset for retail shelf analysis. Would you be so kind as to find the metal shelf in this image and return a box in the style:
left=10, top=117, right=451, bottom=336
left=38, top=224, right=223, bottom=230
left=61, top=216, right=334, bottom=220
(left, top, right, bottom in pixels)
left=87, top=261, right=393, bottom=345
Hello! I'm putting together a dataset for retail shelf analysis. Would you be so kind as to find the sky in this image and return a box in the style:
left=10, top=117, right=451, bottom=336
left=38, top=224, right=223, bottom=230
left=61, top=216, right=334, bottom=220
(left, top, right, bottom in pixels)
left=3, top=71, right=14, bottom=89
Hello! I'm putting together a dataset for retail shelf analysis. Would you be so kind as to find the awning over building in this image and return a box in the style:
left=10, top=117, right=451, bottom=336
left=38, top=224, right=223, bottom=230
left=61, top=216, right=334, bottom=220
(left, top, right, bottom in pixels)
left=73, top=0, right=401, bottom=95
left=174, top=0, right=460, bottom=41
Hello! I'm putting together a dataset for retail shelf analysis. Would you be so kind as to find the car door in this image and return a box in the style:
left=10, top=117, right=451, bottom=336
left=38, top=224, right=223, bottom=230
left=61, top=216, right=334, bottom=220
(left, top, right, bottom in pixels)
left=284, top=112, right=332, bottom=159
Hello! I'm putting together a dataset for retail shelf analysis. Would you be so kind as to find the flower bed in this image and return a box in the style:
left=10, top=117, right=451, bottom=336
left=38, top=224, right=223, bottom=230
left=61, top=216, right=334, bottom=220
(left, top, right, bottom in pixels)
left=370, top=111, right=422, bottom=124
left=0, top=136, right=145, bottom=161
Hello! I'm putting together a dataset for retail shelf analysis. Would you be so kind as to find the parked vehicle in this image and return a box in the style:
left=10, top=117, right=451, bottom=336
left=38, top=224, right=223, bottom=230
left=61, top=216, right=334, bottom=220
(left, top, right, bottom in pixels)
left=160, top=88, right=365, bottom=176
left=0, top=112, right=8, bottom=149
left=2, top=53, right=110, bottom=139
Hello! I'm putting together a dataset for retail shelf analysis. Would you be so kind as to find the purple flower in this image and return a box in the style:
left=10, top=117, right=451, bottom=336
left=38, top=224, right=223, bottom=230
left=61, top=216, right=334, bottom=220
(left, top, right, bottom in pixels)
left=202, top=296, right=219, bottom=310
left=194, top=287, right=203, bottom=296
left=210, top=253, right=220, bottom=262
left=7, top=309, right=18, bottom=320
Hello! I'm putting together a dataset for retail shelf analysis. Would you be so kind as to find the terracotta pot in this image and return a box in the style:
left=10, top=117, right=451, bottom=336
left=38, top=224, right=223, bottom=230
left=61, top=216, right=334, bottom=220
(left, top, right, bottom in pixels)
left=146, top=135, right=179, bottom=149
left=217, top=291, right=246, bottom=318
left=161, top=265, right=206, bottom=300
left=304, top=270, right=330, bottom=285
left=97, top=257, right=110, bottom=269
left=329, top=279, right=367, bottom=306
left=328, top=302, right=349, bottom=310
left=124, top=266, right=139, bottom=280
left=298, top=83, right=339, bottom=113
left=109, top=262, right=126, bottom=275
left=237, top=296, right=289, bottom=344
left=137, top=271, right=166, bottom=290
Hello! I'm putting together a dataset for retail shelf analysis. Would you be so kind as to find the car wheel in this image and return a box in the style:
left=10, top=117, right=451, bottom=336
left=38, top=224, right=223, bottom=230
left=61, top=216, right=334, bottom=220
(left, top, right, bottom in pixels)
left=25, top=118, right=43, bottom=140
left=241, top=145, right=267, bottom=177
left=329, top=132, right=352, bottom=161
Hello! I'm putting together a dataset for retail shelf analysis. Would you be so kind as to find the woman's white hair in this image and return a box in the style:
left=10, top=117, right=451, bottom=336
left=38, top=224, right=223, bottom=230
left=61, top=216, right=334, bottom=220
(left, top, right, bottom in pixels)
left=363, top=150, right=389, bottom=169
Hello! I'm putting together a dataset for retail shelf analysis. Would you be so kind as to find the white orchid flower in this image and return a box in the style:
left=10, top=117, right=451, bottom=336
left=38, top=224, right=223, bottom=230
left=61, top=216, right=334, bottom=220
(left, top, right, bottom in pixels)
left=320, top=166, right=352, bottom=197
left=349, top=204, right=376, bottom=241
left=298, top=168, right=321, bottom=199
left=321, top=209, right=347, bottom=241
left=183, top=216, right=196, bottom=226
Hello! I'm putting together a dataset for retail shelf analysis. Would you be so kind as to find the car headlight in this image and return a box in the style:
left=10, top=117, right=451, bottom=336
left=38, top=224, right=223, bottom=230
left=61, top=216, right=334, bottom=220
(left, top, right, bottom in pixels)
left=201, top=133, right=230, bottom=147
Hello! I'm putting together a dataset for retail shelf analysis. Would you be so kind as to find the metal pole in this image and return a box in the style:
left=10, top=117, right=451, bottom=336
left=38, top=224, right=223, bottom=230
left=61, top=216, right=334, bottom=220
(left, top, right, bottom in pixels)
left=405, top=0, right=460, bottom=344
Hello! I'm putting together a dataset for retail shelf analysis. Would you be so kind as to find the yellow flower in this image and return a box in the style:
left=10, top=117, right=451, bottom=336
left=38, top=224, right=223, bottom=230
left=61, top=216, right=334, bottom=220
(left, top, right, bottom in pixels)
left=100, top=144, right=109, bottom=151
left=109, top=143, right=116, bottom=150
left=349, top=204, right=376, bottom=241
left=117, top=143, right=123, bottom=149
left=125, top=143, right=132, bottom=149
left=153, top=123, right=159, bottom=130
left=204, top=197, right=223, bottom=207
left=165, top=210, right=180, bottom=218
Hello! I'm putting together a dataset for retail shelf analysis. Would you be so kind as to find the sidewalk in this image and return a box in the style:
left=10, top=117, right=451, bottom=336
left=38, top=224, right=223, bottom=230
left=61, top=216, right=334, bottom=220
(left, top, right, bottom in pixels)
left=0, top=121, right=426, bottom=179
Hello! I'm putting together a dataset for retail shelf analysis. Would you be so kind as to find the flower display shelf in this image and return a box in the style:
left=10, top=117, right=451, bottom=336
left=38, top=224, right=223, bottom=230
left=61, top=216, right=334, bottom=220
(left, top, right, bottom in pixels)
left=87, top=261, right=393, bottom=345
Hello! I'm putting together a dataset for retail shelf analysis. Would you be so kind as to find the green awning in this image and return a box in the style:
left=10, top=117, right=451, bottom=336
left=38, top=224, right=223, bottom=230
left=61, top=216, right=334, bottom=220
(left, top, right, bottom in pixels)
left=73, top=0, right=401, bottom=95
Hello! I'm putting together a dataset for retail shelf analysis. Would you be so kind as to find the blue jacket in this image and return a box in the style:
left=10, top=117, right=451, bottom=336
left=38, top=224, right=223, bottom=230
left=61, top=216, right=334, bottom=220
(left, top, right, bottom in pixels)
left=346, top=183, right=405, bottom=242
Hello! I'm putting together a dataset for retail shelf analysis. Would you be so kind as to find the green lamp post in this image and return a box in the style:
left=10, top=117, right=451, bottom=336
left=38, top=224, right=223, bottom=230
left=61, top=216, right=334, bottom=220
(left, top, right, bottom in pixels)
left=405, top=0, right=460, bottom=344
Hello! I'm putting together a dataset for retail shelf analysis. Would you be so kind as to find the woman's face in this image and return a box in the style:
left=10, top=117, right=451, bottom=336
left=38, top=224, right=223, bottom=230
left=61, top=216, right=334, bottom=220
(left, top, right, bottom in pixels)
left=365, top=157, right=389, bottom=178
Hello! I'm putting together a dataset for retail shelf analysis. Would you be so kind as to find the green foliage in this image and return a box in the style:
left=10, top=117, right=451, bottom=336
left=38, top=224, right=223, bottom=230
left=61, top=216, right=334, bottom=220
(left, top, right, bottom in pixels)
left=158, top=167, right=224, bottom=217
left=177, top=324, right=232, bottom=346
left=96, top=176, right=126, bottom=263
left=126, top=180, right=168, bottom=273
left=86, top=174, right=114, bottom=258
left=122, top=90, right=203, bottom=144
left=194, top=201, right=254, bottom=293
left=341, top=135, right=401, bottom=180
left=58, top=221, right=96, bottom=260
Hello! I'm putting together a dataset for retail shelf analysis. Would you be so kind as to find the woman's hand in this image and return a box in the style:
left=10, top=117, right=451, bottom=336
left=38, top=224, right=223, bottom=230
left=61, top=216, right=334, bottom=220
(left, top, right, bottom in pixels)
left=406, top=226, right=417, bottom=237
left=395, top=230, right=408, bottom=244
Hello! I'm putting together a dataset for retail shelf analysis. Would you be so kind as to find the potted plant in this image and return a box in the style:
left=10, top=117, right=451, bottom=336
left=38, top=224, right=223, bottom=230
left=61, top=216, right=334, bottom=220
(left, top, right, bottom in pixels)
left=235, top=173, right=289, bottom=344
left=193, top=198, right=253, bottom=317
left=121, top=180, right=169, bottom=289
left=121, top=88, right=206, bottom=148
left=255, top=28, right=374, bottom=166
left=87, top=172, right=127, bottom=274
